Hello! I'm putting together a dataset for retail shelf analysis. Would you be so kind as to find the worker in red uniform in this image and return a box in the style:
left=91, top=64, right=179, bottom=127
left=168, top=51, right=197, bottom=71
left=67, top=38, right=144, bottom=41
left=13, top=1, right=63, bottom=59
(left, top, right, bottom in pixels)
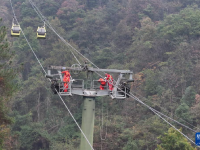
left=98, top=78, right=106, bottom=90
left=62, top=70, right=71, bottom=92
left=105, top=73, right=113, bottom=91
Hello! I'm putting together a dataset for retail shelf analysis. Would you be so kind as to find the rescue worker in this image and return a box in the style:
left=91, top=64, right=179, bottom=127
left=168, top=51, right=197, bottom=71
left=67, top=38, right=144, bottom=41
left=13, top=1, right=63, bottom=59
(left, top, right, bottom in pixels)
left=120, top=82, right=130, bottom=98
left=105, top=73, right=114, bottom=91
left=62, top=70, right=71, bottom=92
left=98, top=78, right=106, bottom=90
left=51, top=80, right=60, bottom=94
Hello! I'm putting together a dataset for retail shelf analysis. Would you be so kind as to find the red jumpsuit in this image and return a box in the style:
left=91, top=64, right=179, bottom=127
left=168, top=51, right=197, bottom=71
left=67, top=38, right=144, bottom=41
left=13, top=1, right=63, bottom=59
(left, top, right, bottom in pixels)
left=105, top=73, right=113, bottom=91
left=98, top=78, right=106, bottom=90
left=62, top=70, right=71, bottom=92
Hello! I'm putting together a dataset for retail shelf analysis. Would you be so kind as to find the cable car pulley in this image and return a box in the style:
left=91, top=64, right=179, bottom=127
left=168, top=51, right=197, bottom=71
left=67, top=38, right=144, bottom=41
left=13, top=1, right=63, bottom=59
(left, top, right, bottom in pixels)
left=71, top=64, right=81, bottom=75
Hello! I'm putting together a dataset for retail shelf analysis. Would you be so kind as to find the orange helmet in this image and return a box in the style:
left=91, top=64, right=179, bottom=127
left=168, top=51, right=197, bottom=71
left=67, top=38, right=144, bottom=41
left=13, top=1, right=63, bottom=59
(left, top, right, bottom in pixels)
left=98, top=78, right=105, bottom=82
left=62, top=70, right=70, bottom=76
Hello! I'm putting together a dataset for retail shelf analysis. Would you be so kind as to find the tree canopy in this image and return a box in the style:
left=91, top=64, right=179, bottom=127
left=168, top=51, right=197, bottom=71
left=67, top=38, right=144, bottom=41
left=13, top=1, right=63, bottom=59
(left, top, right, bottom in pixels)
left=1, top=0, right=200, bottom=149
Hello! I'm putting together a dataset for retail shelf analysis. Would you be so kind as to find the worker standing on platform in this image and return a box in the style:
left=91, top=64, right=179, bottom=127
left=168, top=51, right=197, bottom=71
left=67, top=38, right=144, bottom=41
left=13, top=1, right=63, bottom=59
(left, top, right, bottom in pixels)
left=105, top=73, right=114, bottom=91
left=62, top=70, right=71, bottom=92
left=98, top=78, right=106, bottom=90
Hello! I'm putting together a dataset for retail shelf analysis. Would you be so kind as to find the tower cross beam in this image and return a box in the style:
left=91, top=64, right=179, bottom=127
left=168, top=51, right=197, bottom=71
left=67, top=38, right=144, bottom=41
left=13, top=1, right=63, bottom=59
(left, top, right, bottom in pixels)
left=49, top=65, right=133, bottom=74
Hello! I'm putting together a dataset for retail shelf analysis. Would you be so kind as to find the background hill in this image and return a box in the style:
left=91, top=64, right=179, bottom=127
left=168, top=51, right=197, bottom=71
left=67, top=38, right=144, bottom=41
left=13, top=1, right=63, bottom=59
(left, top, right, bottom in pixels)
left=1, top=0, right=200, bottom=149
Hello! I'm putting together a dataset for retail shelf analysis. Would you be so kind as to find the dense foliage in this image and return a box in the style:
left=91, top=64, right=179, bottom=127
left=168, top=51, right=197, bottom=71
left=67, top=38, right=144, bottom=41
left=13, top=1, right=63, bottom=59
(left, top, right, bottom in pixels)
left=0, top=18, right=18, bottom=150
left=1, top=0, right=200, bottom=149
left=156, top=127, right=197, bottom=150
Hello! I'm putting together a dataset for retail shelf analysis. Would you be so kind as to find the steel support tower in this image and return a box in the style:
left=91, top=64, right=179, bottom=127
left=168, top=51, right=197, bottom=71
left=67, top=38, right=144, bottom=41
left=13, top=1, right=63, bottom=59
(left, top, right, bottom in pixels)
left=46, top=64, right=134, bottom=150
left=80, top=96, right=95, bottom=150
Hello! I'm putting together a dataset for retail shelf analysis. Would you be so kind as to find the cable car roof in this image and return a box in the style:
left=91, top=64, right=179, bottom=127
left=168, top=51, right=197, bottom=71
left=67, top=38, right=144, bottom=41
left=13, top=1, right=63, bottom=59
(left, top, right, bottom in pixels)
left=12, top=25, right=20, bottom=30
left=37, top=27, right=46, bottom=32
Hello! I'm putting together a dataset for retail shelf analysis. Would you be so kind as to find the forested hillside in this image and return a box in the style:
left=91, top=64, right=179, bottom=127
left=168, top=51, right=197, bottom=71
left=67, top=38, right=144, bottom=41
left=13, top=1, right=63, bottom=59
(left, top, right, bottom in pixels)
left=1, top=0, right=200, bottom=149
left=0, top=16, right=19, bottom=149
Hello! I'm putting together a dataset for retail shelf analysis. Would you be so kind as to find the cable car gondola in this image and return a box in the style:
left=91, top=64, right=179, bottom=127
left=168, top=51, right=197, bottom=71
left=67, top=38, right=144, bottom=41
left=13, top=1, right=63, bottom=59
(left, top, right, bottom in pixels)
left=11, top=18, right=21, bottom=37
left=37, top=24, right=46, bottom=39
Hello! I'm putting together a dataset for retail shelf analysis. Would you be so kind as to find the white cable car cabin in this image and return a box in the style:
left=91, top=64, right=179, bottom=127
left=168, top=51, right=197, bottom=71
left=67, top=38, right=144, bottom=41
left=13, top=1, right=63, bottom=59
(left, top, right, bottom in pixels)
left=37, top=26, right=46, bottom=39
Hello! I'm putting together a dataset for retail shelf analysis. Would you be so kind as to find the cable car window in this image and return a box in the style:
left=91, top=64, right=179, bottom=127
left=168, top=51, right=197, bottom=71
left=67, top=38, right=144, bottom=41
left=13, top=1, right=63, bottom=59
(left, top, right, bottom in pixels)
left=37, top=28, right=46, bottom=35
left=12, top=26, right=20, bottom=33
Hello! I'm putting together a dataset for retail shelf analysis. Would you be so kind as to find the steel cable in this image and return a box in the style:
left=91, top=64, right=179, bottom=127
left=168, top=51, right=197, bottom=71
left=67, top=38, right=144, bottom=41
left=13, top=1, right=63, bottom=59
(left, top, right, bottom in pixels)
left=9, top=1, right=94, bottom=149
left=23, top=0, right=199, bottom=147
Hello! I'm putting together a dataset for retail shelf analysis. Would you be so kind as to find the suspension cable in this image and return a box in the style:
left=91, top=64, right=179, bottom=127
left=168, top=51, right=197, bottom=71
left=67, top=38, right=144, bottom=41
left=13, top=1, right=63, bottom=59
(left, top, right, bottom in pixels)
left=153, top=109, right=196, bottom=132
left=55, top=89, right=94, bottom=150
left=87, top=70, right=198, bottom=145
left=131, top=90, right=200, bottom=131
left=93, top=71, right=198, bottom=145
left=128, top=92, right=197, bottom=145
left=126, top=99, right=197, bottom=133
left=22, top=0, right=198, bottom=146
left=87, top=68, right=198, bottom=133
left=27, top=1, right=199, bottom=133
left=100, top=99, right=108, bottom=140
left=9, top=1, right=94, bottom=149
left=10, top=0, right=46, bottom=74
left=29, top=0, right=81, bottom=66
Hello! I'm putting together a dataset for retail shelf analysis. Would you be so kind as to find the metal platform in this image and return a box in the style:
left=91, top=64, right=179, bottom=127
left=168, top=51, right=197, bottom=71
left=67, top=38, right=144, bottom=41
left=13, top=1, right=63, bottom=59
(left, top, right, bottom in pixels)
left=46, top=64, right=133, bottom=99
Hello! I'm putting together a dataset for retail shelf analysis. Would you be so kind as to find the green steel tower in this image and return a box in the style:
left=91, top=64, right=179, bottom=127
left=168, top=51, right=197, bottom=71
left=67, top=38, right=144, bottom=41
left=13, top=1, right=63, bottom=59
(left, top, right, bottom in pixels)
left=46, top=65, right=134, bottom=150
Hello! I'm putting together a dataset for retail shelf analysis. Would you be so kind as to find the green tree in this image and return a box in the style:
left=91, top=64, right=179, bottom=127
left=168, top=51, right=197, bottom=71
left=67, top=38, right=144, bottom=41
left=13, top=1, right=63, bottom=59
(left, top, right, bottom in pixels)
left=158, top=5, right=200, bottom=45
left=182, top=86, right=196, bottom=107
left=156, top=127, right=197, bottom=150
left=56, top=0, right=85, bottom=31
left=175, top=103, right=192, bottom=124
left=0, top=18, right=18, bottom=149
left=123, top=139, right=140, bottom=150
left=13, top=27, right=40, bottom=80
left=144, top=69, right=159, bottom=96
left=128, top=17, right=157, bottom=70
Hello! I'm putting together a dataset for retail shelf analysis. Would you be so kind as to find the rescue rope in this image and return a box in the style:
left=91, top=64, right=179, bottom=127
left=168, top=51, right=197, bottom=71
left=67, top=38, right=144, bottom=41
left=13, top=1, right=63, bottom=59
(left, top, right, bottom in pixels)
left=99, top=99, right=108, bottom=150
left=100, top=99, right=108, bottom=141
left=96, top=73, right=199, bottom=134
left=92, top=71, right=198, bottom=133
left=90, top=74, right=198, bottom=145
